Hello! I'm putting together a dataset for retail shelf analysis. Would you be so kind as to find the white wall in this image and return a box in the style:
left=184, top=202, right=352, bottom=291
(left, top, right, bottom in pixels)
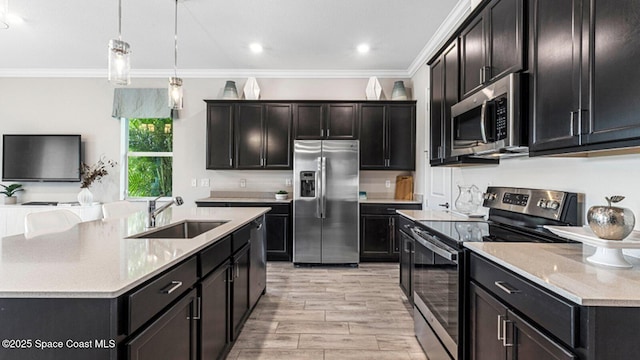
left=0, top=76, right=412, bottom=205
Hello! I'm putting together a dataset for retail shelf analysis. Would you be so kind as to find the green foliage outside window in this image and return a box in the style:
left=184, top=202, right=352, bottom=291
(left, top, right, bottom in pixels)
left=127, top=118, right=173, bottom=197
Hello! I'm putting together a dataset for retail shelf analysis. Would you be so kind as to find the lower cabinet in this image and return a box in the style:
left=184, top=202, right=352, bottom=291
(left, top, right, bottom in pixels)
left=398, top=219, right=414, bottom=305
left=126, top=288, right=198, bottom=360
left=231, top=244, right=251, bottom=341
left=360, top=203, right=422, bottom=262
left=199, top=262, right=230, bottom=360
left=469, top=283, right=576, bottom=360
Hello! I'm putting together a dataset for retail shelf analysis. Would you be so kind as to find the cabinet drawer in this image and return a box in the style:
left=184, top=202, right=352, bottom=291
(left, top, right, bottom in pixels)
left=199, top=236, right=232, bottom=277
left=232, top=224, right=251, bottom=253
left=469, top=253, right=577, bottom=347
left=361, top=203, right=422, bottom=215
left=127, top=257, right=198, bottom=334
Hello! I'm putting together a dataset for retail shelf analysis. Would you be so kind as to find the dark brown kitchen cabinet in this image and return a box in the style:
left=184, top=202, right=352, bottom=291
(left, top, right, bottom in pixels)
left=528, top=0, right=584, bottom=153
left=360, top=102, right=416, bottom=170
left=235, top=103, right=292, bottom=169
left=126, top=288, right=198, bottom=360
left=231, top=244, right=250, bottom=340
left=206, top=103, right=234, bottom=169
left=199, top=261, right=230, bottom=360
left=398, top=217, right=414, bottom=305
left=294, top=103, right=358, bottom=139
left=460, top=0, right=524, bottom=98
left=360, top=203, right=421, bottom=262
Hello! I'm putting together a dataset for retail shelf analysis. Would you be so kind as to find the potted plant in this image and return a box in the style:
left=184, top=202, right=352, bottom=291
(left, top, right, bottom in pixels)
left=1, top=183, right=24, bottom=204
left=275, top=190, right=288, bottom=200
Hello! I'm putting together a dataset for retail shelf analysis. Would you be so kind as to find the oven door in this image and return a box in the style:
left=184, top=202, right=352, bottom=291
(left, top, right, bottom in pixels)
left=411, top=227, right=460, bottom=360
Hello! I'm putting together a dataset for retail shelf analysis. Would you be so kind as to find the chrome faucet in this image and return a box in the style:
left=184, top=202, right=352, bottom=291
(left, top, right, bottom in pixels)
left=147, top=196, right=184, bottom=228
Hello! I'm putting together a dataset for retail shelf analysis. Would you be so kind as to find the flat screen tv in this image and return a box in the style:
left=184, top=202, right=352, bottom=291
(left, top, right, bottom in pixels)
left=2, top=134, right=82, bottom=182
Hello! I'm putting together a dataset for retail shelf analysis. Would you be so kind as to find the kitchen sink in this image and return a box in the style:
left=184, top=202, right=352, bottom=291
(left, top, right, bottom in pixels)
left=129, top=220, right=228, bottom=239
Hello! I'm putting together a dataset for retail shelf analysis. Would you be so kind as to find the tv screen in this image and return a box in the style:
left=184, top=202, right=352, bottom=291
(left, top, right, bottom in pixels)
left=2, top=135, right=82, bottom=182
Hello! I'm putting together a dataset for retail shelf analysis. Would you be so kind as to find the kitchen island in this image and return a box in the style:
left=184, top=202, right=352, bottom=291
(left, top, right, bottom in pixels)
left=0, top=206, right=269, bottom=360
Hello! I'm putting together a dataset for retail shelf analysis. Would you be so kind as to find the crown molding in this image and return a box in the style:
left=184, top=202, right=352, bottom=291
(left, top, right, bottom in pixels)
left=407, top=0, right=471, bottom=77
left=0, top=68, right=412, bottom=79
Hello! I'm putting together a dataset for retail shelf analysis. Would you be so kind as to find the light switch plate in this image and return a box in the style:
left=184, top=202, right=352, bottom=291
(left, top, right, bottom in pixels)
left=240, top=179, right=246, bottom=188
left=285, top=178, right=292, bottom=186
left=190, top=178, right=197, bottom=187
left=200, top=178, right=210, bottom=187
left=385, top=180, right=391, bottom=188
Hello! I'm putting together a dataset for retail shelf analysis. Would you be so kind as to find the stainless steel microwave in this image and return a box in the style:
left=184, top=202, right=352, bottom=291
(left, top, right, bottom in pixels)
left=450, top=73, right=527, bottom=158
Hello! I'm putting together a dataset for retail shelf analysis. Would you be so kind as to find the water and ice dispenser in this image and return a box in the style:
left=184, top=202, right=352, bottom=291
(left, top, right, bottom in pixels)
left=299, top=171, right=316, bottom=197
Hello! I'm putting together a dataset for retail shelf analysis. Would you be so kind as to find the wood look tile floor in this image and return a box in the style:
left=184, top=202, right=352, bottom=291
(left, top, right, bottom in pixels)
left=227, top=262, right=427, bottom=360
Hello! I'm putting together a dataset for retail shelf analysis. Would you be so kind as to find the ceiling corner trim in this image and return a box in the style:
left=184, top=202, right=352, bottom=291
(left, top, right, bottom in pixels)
left=0, top=68, right=411, bottom=79
left=406, top=0, right=471, bottom=78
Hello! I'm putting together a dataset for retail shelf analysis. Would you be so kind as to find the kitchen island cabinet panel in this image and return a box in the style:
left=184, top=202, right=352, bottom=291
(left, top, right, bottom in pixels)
left=199, top=262, right=230, bottom=360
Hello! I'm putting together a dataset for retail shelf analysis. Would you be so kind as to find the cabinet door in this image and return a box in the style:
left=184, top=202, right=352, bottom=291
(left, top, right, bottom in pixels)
left=360, top=215, right=394, bottom=261
left=430, top=56, right=445, bottom=163
left=529, top=0, right=583, bottom=153
left=469, top=283, right=508, bottom=360
left=588, top=0, right=640, bottom=145
left=200, top=264, right=230, bottom=360
left=264, top=104, right=292, bottom=169
left=127, top=289, right=197, bottom=360
left=235, top=104, right=264, bottom=169
left=265, top=213, right=291, bottom=261
left=442, top=41, right=459, bottom=161
left=326, top=103, right=358, bottom=139
left=507, top=310, right=577, bottom=360
left=294, top=103, right=324, bottom=139
left=387, top=105, right=415, bottom=170
left=460, top=16, right=485, bottom=98
left=231, top=245, right=250, bottom=341
left=360, top=104, right=386, bottom=169
left=487, top=0, right=524, bottom=81
left=206, top=104, right=234, bottom=169
left=249, top=217, right=266, bottom=309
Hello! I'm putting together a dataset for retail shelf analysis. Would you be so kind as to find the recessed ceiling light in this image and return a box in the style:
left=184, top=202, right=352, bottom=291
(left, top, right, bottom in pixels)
left=249, top=43, right=263, bottom=53
left=357, top=44, right=370, bottom=54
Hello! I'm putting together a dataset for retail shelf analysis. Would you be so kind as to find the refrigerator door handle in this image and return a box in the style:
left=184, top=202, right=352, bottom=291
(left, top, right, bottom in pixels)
left=316, top=157, right=322, bottom=218
left=321, top=156, right=327, bottom=219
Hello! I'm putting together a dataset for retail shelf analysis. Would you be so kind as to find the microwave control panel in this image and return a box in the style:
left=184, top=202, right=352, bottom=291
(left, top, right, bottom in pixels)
left=495, top=96, right=508, bottom=140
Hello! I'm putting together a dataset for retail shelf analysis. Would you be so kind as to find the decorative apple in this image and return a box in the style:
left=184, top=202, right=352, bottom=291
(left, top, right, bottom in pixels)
left=587, top=196, right=636, bottom=240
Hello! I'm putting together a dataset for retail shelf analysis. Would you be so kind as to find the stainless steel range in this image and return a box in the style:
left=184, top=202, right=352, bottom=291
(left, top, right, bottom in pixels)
left=409, top=187, right=582, bottom=360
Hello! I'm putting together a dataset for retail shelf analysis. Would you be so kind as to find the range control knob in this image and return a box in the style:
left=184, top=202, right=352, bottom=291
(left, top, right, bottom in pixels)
left=537, top=199, right=547, bottom=208
left=549, top=201, right=560, bottom=210
left=484, top=193, right=497, bottom=201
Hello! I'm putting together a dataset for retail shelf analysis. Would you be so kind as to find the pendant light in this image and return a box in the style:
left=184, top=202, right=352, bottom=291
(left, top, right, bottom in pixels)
left=108, top=0, right=131, bottom=85
left=168, top=0, right=183, bottom=110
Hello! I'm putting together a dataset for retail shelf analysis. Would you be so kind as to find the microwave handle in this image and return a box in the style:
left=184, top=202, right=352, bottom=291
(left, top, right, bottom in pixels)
left=480, top=100, right=488, bottom=144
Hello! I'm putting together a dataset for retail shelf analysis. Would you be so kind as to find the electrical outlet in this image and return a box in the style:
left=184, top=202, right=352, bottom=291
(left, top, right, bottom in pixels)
left=385, top=180, right=391, bottom=188
left=190, top=178, right=197, bottom=187
left=285, top=178, right=292, bottom=186
left=200, top=178, right=210, bottom=187
left=240, top=179, right=246, bottom=188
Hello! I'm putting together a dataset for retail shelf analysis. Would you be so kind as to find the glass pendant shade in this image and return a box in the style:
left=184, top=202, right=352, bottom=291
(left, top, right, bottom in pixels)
left=108, top=39, right=131, bottom=85
left=168, top=77, right=183, bottom=110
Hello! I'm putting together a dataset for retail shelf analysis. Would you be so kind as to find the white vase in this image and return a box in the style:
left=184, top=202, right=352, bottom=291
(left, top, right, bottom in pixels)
left=243, top=77, right=261, bottom=100
left=77, top=188, right=93, bottom=206
left=365, top=76, right=382, bottom=100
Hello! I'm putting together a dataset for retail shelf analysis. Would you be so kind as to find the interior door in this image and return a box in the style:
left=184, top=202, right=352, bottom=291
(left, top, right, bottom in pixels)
left=426, top=166, right=452, bottom=211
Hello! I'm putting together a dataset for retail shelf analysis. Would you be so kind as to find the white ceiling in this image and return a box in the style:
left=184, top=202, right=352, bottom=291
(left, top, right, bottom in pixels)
left=0, top=0, right=462, bottom=78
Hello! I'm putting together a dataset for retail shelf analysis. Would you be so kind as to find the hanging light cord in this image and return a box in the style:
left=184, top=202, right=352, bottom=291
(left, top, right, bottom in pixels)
left=173, top=0, right=178, bottom=78
left=118, top=0, right=122, bottom=40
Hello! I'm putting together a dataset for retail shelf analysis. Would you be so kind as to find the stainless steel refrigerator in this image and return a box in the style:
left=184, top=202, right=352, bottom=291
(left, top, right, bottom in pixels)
left=293, top=140, right=359, bottom=265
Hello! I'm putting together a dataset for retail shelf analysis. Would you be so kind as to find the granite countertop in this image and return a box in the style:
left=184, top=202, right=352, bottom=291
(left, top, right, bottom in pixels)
left=0, top=206, right=270, bottom=299
left=359, top=199, right=422, bottom=204
left=465, top=242, right=640, bottom=307
left=397, top=209, right=486, bottom=222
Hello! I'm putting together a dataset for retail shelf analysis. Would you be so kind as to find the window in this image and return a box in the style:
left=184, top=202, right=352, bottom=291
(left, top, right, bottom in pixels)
left=123, top=118, right=173, bottom=198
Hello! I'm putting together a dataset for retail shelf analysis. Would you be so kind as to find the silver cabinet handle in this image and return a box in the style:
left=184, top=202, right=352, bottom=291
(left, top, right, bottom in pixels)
left=229, top=158, right=232, bottom=167
left=160, top=281, right=183, bottom=294
left=502, top=319, right=513, bottom=347
left=497, top=315, right=504, bottom=341
left=320, top=128, right=324, bottom=137
left=326, top=128, right=330, bottom=137
left=494, top=281, right=521, bottom=294
left=188, top=296, right=202, bottom=320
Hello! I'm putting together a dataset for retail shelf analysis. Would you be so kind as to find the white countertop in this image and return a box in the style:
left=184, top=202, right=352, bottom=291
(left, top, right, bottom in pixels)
left=359, top=199, right=422, bottom=204
left=0, top=206, right=270, bottom=298
left=464, top=242, right=640, bottom=307
left=197, top=197, right=292, bottom=203
left=397, top=209, right=486, bottom=221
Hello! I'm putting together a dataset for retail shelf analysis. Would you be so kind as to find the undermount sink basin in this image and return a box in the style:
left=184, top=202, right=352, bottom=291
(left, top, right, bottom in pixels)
left=129, top=220, right=228, bottom=239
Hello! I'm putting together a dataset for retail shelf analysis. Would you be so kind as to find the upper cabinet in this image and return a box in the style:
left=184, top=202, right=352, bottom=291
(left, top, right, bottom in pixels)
left=529, top=0, right=640, bottom=155
left=360, top=102, right=416, bottom=170
left=294, top=103, right=358, bottom=140
left=460, top=0, right=524, bottom=98
left=205, top=101, right=292, bottom=170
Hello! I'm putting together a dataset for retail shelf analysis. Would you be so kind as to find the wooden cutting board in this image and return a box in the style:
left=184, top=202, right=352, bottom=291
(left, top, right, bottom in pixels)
left=394, top=175, right=413, bottom=200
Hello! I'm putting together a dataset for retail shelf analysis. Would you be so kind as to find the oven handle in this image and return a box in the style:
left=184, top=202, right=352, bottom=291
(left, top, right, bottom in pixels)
left=410, top=227, right=458, bottom=264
